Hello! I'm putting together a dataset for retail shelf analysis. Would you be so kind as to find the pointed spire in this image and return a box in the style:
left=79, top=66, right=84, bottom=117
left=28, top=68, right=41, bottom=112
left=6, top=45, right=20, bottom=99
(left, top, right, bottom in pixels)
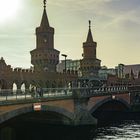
left=40, top=0, right=49, bottom=28
left=44, top=0, right=46, bottom=9
left=89, top=20, right=91, bottom=29
left=86, top=20, right=94, bottom=43
left=130, top=69, right=135, bottom=80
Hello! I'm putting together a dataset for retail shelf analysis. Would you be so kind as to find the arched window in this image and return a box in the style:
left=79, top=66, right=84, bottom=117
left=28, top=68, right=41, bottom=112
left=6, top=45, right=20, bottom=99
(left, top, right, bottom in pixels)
left=12, top=83, right=17, bottom=94
left=21, top=83, right=26, bottom=93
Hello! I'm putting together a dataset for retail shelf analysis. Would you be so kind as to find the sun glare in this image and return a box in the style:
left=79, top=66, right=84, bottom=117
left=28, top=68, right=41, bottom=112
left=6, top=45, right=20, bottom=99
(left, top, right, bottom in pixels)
left=0, top=0, right=20, bottom=22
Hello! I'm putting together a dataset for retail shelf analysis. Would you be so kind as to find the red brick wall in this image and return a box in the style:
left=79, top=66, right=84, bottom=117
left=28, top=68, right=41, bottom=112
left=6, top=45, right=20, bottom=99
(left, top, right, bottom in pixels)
left=42, top=99, right=74, bottom=113
left=88, top=93, right=130, bottom=110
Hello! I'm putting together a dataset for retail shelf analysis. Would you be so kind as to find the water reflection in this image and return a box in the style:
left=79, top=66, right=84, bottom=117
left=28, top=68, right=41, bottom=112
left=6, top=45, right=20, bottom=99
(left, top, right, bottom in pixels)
left=94, top=120, right=140, bottom=140
left=0, top=123, right=94, bottom=140
left=1, top=120, right=140, bottom=140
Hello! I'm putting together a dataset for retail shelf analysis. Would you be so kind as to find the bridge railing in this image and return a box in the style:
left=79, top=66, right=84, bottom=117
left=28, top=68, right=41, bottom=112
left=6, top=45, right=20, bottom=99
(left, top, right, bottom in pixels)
left=94, top=86, right=128, bottom=93
left=0, top=88, right=74, bottom=102
left=71, top=86, right=129, bottom=98
left=0, top=89, right=31, bottom=101
left=0, top=85, right=135, bottom=103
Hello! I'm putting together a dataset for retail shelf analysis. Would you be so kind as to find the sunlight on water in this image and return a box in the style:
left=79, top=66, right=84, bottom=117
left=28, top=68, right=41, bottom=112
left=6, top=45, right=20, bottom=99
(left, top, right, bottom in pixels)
left=94, top=120, right=140, bottom=140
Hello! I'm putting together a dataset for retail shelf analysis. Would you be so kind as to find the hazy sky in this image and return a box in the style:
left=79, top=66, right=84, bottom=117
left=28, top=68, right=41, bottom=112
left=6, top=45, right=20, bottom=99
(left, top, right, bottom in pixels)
left=0, top=0, right=140, bottom=68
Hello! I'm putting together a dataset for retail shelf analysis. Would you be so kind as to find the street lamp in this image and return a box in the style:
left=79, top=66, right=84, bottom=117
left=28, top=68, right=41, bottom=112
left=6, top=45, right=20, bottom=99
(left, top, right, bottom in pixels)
left=61, top=54, right=67, bottom=73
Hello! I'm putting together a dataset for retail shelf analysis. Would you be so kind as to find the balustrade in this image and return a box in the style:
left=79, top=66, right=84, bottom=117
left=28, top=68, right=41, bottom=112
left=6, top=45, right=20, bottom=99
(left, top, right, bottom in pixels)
left=0, top=85, right=138, bottom=104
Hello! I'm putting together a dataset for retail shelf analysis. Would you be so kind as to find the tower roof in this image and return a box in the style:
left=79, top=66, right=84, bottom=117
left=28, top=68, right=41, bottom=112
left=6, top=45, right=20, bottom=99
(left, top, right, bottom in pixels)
left=86, top=20, right=94, bottom=43
left=40, top=0, right=50, bottom=28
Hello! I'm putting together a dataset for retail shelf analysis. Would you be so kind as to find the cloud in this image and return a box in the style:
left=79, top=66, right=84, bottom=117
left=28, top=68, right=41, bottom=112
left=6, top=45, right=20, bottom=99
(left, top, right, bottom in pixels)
left=0, top=0, right=140, bottom=68
left=48, top=0, right=140, bottom=23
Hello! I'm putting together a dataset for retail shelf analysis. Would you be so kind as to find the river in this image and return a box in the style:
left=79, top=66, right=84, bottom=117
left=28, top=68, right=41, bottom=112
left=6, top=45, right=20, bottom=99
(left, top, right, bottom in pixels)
left=1, top=120, right=140, bottom=140
left=94, top=120, right=140, bottom=139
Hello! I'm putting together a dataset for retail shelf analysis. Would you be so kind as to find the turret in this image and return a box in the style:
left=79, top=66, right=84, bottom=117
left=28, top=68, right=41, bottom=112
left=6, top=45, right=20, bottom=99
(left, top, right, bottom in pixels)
left=82, top=20, right=97, bottom=59
left=35, top=1, right=54, bottom=49
left=30, top=0, right=60, bottom=72
left=80, top=20, right=101, bottom=78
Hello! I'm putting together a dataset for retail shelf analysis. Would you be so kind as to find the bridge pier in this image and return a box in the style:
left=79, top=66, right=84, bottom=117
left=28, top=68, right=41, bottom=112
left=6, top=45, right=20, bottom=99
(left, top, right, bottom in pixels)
left=73, top=92, right=97, bottom=126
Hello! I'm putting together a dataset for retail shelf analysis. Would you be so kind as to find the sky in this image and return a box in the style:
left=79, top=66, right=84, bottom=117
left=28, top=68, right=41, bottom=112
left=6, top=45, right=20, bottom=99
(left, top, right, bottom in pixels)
left=0, top=0, right=140, bottom=68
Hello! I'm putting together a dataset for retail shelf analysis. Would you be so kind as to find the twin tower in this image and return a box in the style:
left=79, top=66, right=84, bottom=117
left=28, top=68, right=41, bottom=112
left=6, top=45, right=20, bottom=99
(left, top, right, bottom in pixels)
left=30, top=0, right=101, bottom=78
left=30, top=1, right=59, bottom=72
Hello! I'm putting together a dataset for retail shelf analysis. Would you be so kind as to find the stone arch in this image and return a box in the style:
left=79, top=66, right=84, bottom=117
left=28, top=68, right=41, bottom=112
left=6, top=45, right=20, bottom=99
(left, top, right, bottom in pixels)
left=0, top=105, right=74, bottom=125
left=12, top=82, right=17, bottom=94
left=21, top=81, right=29, bottom=89
left=21, top=83, right=26, bottom=93
left=41, top=105, right=74, bottom=121
left=0, top=105, right=33, bottom=124
left=28, top=81, right=37, bottom=93
left=90, top=97, right=130, bottom=114
left=12, top=80, right=21, bottom=90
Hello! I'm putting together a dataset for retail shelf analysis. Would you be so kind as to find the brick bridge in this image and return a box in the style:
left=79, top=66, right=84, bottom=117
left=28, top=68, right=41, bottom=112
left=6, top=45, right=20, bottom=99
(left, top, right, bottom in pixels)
left=0, top=85, right=140, bottom=127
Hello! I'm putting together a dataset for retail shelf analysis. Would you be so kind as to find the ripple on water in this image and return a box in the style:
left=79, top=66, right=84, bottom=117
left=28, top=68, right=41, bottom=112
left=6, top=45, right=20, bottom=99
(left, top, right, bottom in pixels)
left=93, top=120, right=140, bottom=140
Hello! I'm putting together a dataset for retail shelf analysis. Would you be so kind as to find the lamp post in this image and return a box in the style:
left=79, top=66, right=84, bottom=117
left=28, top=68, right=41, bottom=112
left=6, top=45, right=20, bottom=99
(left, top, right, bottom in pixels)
left=61, top=54, right=67, bottom=73
left=61, top=54, right=67, bottom=89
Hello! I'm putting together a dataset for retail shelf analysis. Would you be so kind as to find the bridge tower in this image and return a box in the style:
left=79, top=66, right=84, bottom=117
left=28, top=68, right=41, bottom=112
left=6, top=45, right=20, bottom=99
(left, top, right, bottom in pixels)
left=30, top=0, right=60, bottom=72
left=80, top=20, right=101, bottom=78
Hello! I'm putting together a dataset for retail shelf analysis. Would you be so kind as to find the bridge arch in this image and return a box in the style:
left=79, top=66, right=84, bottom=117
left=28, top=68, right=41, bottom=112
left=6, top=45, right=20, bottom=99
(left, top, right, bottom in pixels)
left=21, top=81, right=30, bottom=89
left=41, top=105, right=74, bottom=122
left=0, top=104, right=74, bottom=125
left=90, top=97, right=130, bottom=114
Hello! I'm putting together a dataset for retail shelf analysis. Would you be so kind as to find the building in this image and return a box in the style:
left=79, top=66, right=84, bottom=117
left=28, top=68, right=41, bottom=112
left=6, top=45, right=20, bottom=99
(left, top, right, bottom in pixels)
left=116, top=64, right=140, bottom=79
left=57, top=59, right=72, bottom=73
left=30, top=1, right=60, bottom=72
left=57, top=59, right=81, bottom=77
left=116, top=64, right=125, bottom=79
left=80, top=20, right=101, bottom=78
left=0, top=0, right=105, bottom=90
left=98, top=67, right=117, bottom=80
left=107, top=64, right=140, bottom=86
left=0, top=1, right=77, bottom=90
left=124, top=64, right=140, bottom=79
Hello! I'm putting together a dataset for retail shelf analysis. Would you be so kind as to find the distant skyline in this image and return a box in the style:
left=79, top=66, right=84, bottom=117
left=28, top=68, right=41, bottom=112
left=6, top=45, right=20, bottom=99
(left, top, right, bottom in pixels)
left=0, top=0, right=140, bottom=68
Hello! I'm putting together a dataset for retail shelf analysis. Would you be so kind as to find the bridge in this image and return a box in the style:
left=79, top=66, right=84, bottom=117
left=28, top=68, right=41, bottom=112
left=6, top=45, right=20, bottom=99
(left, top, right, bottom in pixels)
left=1, top=85, right=140, bottom=139
left=0, top=85, right=140, bottom=126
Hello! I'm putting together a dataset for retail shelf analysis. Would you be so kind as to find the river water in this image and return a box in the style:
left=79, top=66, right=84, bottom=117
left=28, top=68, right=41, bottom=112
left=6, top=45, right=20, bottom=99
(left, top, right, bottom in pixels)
left=17, top=120, right=140, bottom=140
left=1, top=120, right=140, bottom=140
left=93, top=120, right=140, bottom=140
